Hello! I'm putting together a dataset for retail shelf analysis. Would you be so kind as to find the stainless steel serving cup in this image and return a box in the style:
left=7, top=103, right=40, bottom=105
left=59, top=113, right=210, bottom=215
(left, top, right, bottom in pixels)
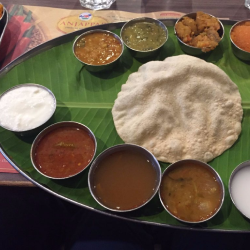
left=0, top=84, right=56, bottom=137
left=88, top=143, right=162, bottom=212
left=0, top=6, right=9, bottom=48
left=229, top=161, right=250, bottom=219
left=174, top=12, right=224, bottom=56
left=72, top=29, right=124, bottom=73
left=159, top=159, right=225, bottom=224
left=230, top=20, right=250, bottom=61
left=0, top=4, right=5, bottom=22
left=120, top=17, right=168, bottom=58
left=30, top=121, right=97, bottom=179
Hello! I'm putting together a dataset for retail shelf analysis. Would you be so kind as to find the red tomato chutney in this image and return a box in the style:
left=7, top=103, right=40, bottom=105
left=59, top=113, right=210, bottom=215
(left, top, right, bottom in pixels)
left=33, top=126, right=95, bottom=178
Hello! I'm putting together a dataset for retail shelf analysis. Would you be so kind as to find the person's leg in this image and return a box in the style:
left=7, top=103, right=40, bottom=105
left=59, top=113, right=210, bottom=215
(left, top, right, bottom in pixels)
left=65, top=209, right=154, bottom=250
left=149, top=225, right=250, bottom=250
left=0, top=186, right=69, bottom=250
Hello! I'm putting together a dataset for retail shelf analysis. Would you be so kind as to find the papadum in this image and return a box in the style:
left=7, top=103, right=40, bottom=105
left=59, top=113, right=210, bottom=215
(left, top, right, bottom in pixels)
left=112, top=55, right=243, bottom=163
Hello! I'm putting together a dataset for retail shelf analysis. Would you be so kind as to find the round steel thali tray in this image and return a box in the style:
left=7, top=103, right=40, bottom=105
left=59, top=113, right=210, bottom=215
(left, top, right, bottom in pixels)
left=0, top=19, right=250, bottom=232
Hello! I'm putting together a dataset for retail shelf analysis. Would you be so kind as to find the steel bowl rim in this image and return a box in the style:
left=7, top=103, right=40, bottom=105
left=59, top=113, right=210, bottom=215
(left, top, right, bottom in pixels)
left=0, top=3, right=5, bottom=22
left=229, top=19, right=250, bottom=55
left=174, top=12, right=225, bottom=52
left=0, top=83, right=56, bottom=133
left=120, top=17, right=168, bottom=53
left=72, top=29, right=124, bottom=67
left=88, top=143, right=162, bottom=212
left=158, top=159, right=225, bottom=224
left=30, top=121, right=97, bottom=180
left=228, top=160, right=250, bottom=220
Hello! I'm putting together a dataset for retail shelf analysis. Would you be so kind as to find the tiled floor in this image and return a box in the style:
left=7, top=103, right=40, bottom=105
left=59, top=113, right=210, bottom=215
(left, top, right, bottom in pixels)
left=0, top=186, right=249, bottom=250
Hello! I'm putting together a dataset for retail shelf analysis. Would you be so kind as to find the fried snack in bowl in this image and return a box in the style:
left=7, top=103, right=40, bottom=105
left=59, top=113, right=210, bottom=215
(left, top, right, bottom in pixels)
left=174, top=12, right=224, bottom=55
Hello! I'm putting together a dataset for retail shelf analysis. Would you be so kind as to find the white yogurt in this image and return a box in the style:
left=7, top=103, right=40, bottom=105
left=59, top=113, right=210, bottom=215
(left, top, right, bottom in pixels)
left=0, top=85, right=55, bottom=131
left=231, top=166, right=250, bottom=218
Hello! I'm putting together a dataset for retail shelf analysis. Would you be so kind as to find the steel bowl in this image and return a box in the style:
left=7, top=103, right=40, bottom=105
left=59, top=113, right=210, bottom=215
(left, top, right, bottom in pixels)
left=30, top=121, right=97, bottom=179
left=174, top=12, right=224, bottom=56
left=72, top=29, right=124, bottom=73
left=120, top=17, right=168, bottom=58
left=230, top=20, right=250, bottom=61
left=229, top=160, right=250, bottom=219
left=0, top=83, right=56, bottom=136
left=88, top=143, right=162, bottom=212
left=0, top=3, right=5, bottom=22
left=159, top=159, right=225, bottom=224
left=0, top=6, right=9, bottom=48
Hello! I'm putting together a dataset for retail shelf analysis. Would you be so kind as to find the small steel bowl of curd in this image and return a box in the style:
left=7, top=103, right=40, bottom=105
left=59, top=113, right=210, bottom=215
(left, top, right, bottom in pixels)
left=230, top=20, right=250, bottom=61
left=159, top=159, right=225, bottom=224
left=0, top=84, right=56, bottom=136
left=31, top=121, right=97, bottom=179
left=120, top=17, right=168, bottom=58
left=229, top=160, right=250, bottom=220
left=73, top=29, right=124, bottom=73
left=88, top=144, right=161, bottom=212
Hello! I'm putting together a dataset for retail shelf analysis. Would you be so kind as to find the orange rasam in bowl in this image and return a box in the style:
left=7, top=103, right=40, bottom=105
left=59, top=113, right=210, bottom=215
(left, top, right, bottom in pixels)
left=88, top=144, right=161, bottom=212
left=230, top=20, right=250, bottom=61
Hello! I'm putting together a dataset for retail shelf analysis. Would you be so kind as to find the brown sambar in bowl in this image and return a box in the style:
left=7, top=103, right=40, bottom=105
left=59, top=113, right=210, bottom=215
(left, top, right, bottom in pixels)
left=159, top=159, right=224, bottom=223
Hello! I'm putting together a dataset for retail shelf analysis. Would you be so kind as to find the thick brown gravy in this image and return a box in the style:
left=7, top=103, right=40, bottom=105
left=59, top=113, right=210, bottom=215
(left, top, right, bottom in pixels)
left=74, top=32, right=122, bottom=65
left=160, top=162, right=223, bottom=222
left=92, top=149, right=158, bottom=211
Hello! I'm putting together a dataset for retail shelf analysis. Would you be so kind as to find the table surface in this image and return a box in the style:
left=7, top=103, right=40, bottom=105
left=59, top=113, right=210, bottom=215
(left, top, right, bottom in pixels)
left=0, top=0, right=249, bottom=187
left=1, top=0, right=250, bottom=20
